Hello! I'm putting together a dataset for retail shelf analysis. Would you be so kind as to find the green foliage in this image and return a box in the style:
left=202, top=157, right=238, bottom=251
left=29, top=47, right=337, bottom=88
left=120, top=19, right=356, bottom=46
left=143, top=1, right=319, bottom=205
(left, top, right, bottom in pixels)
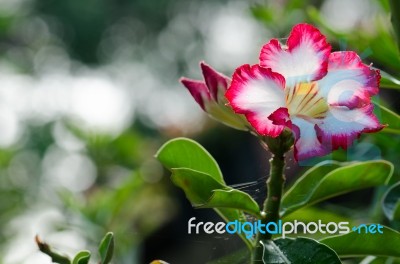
left=156, top=138, right=260, bottom=248
left=169, top=168, right=260, bottom=217
left=155, top=136, right=400, bottom=262
left=321, top=226, right=400, bottom=258
left=72, top=251, right=91, bottom=264
left=36, top=233, right=114, bottom=264
left=261, top=237, right=341, bottom=264
left=380, top=71, right=400, bottom=90
left=155, top=137, right=225, bottom=184
left=170, top=168, right=227, bottom=205
left=374, top=102, right=400, bottom=134
left=383, top=182, right=400, bottom=221
left=98, top=232, right=114, bottom=264
left=199, top=189, right=261, bottom=217
left=281, top=160, right=394, bottom=217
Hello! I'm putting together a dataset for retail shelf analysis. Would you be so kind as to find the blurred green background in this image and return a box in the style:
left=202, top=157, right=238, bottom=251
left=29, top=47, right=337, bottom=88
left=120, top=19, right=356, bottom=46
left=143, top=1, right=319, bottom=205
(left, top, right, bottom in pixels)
left=0, top=0, right=399, bottom=263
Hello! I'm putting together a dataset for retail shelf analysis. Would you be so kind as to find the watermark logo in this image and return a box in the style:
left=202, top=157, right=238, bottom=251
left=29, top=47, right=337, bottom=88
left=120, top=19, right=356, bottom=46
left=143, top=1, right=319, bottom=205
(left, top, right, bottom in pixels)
left=352, top=224, right=383, bottom=234
left=188, top=217, right=383, bottom=238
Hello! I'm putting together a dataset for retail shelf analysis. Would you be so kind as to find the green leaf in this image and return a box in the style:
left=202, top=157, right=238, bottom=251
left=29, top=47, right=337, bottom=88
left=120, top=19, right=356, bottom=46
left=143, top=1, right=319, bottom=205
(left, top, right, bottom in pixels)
left=72, top=251, right=91, bottom=264
left=321, top=226, right=400, bottom=257
left=171, top=168, right=251, bottom=248
left=199, top=189, right=261, bottom=217
left=261, top=237, right=341, bottom=264
left=98, top=232, right=114, bottom=264
left=380, top=71, right=400, bottom=90
left=157, top=139, right=259, bottom=216
left=374, top=102, right=400, bottom=134
left=156, top=139, right=258, bottom=248
left=155, top=137, right=224, bottom=184
left=171, top=168, right=259, bottom=218
left=171, top=168, right=227, bottom=205
left=281, top=160, right=393, bottom=217
left=383, top=182, right=400, bottom=221
left=282, top=160, right=341, bottom=207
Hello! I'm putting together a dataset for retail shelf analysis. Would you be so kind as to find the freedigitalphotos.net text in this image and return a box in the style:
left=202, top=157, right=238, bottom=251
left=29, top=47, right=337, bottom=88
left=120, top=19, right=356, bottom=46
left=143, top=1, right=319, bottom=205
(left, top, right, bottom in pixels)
left=188, top=217, right=384, bottom=238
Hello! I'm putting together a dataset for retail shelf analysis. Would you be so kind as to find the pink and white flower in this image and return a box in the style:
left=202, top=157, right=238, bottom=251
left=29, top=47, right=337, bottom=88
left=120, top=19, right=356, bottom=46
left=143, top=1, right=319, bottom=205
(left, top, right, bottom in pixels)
left=225, top=23, right=384, bottom=160
left=180, top=62, right=249, bottom=130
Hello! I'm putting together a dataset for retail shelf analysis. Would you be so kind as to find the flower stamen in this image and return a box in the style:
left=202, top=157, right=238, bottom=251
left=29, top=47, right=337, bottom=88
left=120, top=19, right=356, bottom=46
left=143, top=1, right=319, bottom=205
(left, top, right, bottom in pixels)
left=286, top=82, right=328, bottom=119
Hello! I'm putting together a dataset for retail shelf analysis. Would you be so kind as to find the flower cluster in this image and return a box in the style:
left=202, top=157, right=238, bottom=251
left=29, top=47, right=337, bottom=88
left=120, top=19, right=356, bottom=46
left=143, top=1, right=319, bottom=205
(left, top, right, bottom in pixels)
left=181, top=24, right=384, bottom=161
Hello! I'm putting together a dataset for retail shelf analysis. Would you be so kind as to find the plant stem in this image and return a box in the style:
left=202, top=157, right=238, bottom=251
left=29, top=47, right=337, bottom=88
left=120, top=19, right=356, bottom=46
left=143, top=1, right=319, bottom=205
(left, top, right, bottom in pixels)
left=251, top=152, right=286, bottom=263
left=263, top=153, right=285, bottom=239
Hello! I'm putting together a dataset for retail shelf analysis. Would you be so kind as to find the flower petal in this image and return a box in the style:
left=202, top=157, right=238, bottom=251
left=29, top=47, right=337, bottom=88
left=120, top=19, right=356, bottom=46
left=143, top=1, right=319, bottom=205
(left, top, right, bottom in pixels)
left=180, top=78, right=210, bottom=110
left=291, top=117, right=329, bottom=161
left=316, top=104, right=384, bottom=150
left=259, top=23, right=331, bottom=86
left=269, top=107, right=290, bottom=126
left=200, top=61, right=230, bottom=102
left=226, top=64, right=286, bottom=137
left=318, top=51, right=380, bottom=109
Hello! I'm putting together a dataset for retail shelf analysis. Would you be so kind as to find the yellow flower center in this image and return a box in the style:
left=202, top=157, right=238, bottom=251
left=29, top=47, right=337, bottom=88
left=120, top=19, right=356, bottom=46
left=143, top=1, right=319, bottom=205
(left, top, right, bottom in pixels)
left=286, top=81, right=328, bottom=120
